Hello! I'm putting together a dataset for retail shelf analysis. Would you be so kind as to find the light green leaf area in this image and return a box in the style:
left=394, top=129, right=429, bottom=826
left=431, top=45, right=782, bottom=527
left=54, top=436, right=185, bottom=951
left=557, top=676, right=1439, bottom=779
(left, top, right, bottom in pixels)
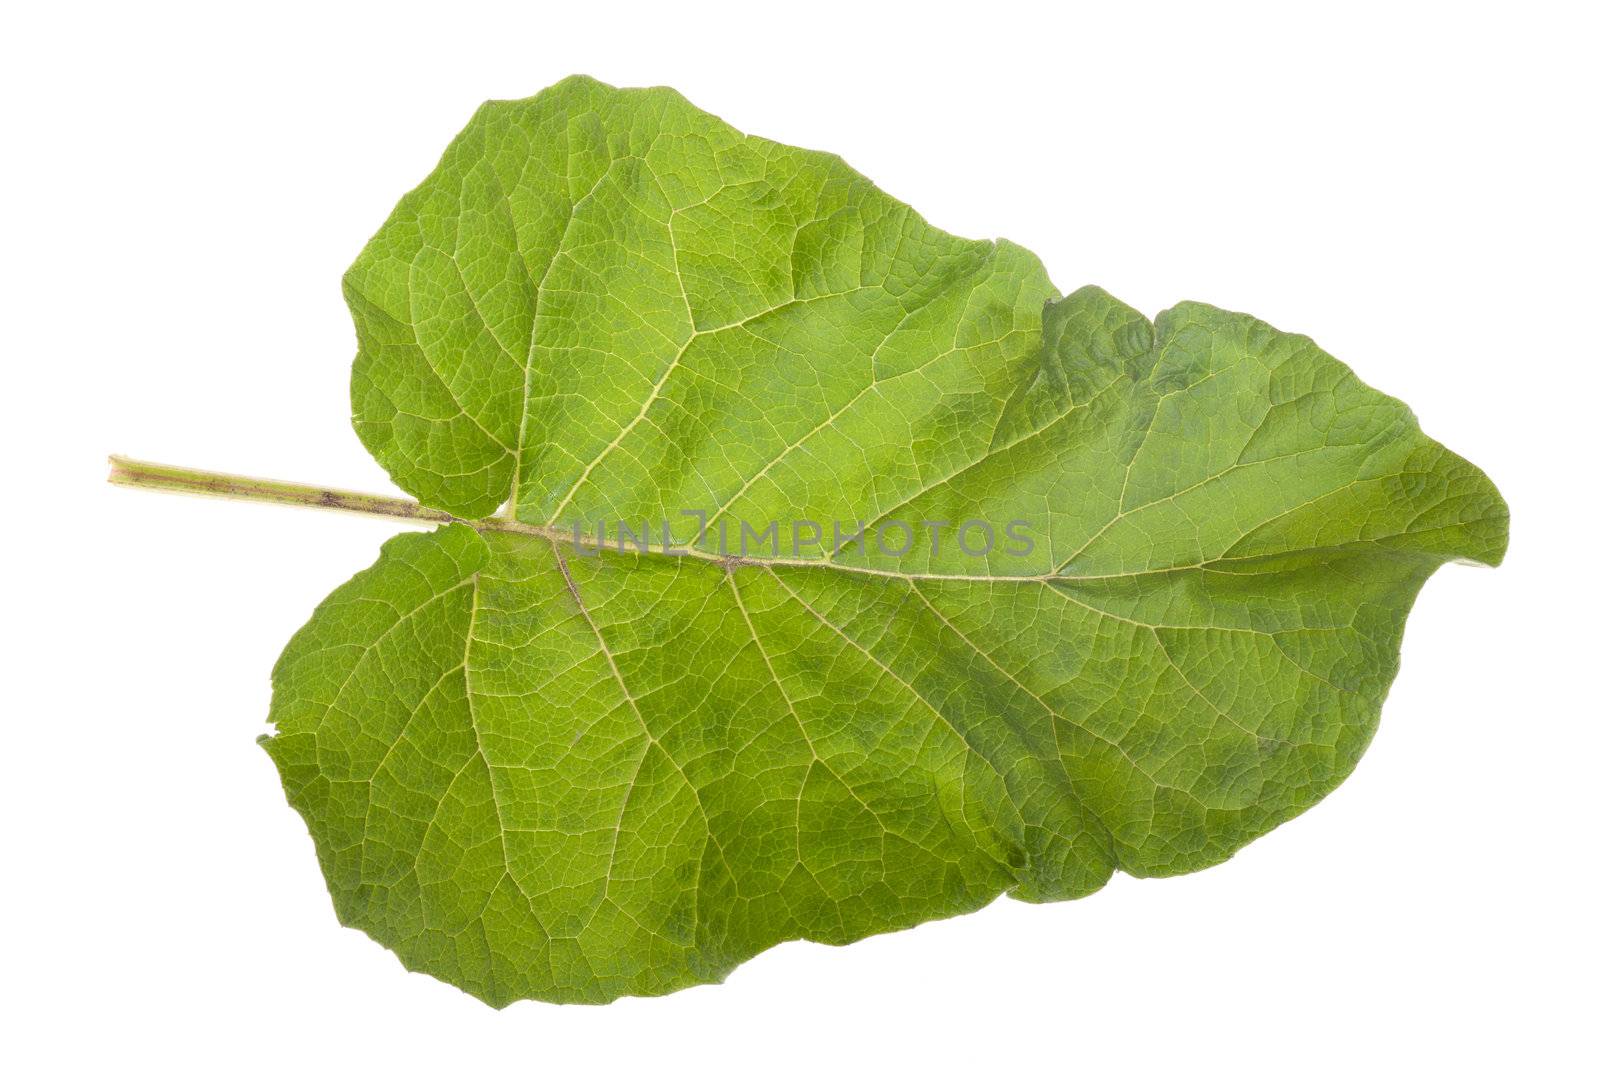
left=264, top=76, right=1508, bottom=1005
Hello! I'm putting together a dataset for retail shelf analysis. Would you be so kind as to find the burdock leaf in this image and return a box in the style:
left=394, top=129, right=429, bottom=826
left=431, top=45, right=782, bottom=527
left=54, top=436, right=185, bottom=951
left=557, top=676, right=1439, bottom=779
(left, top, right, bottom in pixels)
left=262, top=76, right=1508, bottom=1005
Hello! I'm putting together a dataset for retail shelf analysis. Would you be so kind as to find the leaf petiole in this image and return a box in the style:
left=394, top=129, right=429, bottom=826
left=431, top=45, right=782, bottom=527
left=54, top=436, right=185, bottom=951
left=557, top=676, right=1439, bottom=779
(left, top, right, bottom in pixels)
left=107, top=454, right=461, bottom=527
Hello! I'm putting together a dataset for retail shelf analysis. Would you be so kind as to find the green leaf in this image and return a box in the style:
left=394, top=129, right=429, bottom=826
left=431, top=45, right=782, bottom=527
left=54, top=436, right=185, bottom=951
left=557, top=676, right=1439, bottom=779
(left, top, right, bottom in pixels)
left=264, top=75, right=1508, bottom=1005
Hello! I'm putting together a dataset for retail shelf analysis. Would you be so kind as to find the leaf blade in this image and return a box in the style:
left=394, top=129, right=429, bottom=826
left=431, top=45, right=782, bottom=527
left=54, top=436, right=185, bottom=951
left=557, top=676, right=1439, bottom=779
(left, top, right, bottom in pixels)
left=272, top=77, right=1509, bottom=1004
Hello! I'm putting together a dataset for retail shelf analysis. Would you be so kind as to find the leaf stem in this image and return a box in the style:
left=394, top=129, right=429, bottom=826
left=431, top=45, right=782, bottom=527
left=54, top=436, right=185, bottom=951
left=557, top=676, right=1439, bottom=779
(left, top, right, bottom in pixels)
left=105, top=455, right=675, bottom=550
left=107, top=455, right=465, bottom=527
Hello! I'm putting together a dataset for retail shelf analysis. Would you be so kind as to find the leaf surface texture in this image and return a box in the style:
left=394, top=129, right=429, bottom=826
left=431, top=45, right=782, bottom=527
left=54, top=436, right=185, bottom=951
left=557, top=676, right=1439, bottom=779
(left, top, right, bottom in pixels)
left=265, top=76, right=1508, bottom=1004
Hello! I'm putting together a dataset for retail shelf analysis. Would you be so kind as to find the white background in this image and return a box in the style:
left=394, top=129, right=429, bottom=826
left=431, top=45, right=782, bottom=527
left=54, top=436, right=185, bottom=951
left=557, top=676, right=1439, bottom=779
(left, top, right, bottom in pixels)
left=4, top=2, right=1595, bottom=1063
